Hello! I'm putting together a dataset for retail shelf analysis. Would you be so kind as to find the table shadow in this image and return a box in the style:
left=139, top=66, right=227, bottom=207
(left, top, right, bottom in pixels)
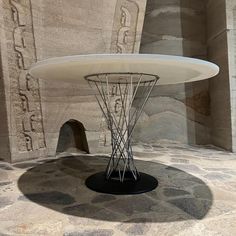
left=18, top=155, right=213, bottom=223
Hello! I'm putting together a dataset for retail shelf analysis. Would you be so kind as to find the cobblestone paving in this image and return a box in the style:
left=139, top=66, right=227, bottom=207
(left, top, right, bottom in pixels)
left=0, top=142, right=236, bottom=235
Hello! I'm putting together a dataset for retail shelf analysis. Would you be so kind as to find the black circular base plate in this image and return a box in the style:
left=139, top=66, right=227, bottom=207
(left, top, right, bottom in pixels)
left=85, top=171, right=158, bottom=195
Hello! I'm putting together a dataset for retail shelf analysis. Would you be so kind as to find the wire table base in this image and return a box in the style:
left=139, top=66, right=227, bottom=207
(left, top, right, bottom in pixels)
left=85, top=73, right=159, bottom=194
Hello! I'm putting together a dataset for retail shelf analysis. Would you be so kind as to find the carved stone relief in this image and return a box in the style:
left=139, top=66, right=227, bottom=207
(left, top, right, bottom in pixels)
left=110, top=0, right=139, bottom=53
left=10, top=0, right=45, bottom=152
left=98, top=85, right=121, bottom=147
left=98, top=76, right=133, bottom=147
left=98, top=0, right=140, bottom=146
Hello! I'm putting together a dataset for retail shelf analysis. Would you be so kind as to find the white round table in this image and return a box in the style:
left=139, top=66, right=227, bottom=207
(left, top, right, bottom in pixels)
left=29, top=54, right=219, bottom=195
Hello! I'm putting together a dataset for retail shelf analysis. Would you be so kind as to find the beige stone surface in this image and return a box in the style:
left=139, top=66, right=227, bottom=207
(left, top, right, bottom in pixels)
left=225, top=0, right=236, bottom=151
left=139, top=0, right=211, bottom=145
left=33, top=0, right=147, bottom=157
left=0, top=0, right=12, bottom=162
left=0, top=0, right=235, bottom=162
left=0, top=143, right=236, bottom=235
left=0, top=0, right=48, bottom=162
left=0, top=0, right=147, bottom=162
left=137, top=0, right=235, bottom=151
left=207, top=0, right=232, bottom=150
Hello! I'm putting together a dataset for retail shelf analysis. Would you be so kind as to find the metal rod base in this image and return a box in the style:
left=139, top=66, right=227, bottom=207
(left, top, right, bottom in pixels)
left=85, top=171, right=158, bottom=195
left=85, top=73, right=159, bottom=183
left=84, top=73, right=159, bottom=195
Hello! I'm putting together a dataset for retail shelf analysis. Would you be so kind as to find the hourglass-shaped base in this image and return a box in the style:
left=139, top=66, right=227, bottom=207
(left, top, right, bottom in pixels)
left=84, top=73, right=159, bottom=194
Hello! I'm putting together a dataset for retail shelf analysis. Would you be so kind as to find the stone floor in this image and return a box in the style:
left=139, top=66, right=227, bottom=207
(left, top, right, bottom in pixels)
left=0, top=142, right=236, bottom=235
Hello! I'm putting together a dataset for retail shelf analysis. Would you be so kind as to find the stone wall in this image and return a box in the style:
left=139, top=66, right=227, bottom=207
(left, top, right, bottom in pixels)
left=0, top=0, right=147, bottom=162
left=136, top=0, right=211, bottom=145
left=136, top=0, right=234, bottom=151
left=0, top=0, right=11, bottom=162
left=1, top=0, right=235, bottom=162
left=32, top=0, right=147, bottom=156
left=224, top=0, right=236, bottom=151
left=207, top=0, right=232, bottom=150
left=0, top=0, right=47, bottom=162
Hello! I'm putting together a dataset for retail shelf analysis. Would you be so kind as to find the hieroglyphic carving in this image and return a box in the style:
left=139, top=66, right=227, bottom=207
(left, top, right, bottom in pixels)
left=10, top=0, right=45, bottom=152
left=110, top=0, right=139, bottom=53
left=98, top=84, right=122, bottom=147
left=98, top=0, right=140, bottom=146
left=107, top=86, right=121, bottom=116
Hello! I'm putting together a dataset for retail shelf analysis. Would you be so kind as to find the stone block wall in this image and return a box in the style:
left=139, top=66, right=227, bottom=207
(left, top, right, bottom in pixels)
left=207, top=0, right=232, bottom=150
left=0, top=0, right=235, bottom=162
left=225, top=0, right=236, bottom=151
left=137, top=0, right=211, bottom=145
left=135, top=0, right=234, bottom=151
left=0, top=0, right=11, bottom=162
left=0, top=0, right=147, bottom=162
left=0, top=0, right=47, bottom=162
left=33, top=0, right=147, bottom=156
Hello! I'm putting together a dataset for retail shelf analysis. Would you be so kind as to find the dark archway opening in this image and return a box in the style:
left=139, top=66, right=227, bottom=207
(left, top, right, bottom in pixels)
left=56, top=120, right=89, bottom=154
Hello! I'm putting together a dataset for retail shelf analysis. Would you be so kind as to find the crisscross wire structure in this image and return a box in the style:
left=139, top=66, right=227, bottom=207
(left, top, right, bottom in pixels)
left=85, top=73, right=159, bottom=182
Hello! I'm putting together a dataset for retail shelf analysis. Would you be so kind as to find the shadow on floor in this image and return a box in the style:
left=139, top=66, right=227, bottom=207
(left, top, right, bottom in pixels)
left=17, top=155, right=213, bottom=223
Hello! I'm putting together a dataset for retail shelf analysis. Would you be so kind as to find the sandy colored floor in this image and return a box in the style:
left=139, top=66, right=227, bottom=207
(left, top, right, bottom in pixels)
left=0, top=142, right=236, bottom=236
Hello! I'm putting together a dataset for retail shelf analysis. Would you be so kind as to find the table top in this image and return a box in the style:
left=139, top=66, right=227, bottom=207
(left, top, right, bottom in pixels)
left=29, top=54, right=219, bottom=85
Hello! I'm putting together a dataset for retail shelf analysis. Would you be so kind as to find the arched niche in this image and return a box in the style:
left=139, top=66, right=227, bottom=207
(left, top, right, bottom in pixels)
left=56, top=119, right=89, bottom=154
